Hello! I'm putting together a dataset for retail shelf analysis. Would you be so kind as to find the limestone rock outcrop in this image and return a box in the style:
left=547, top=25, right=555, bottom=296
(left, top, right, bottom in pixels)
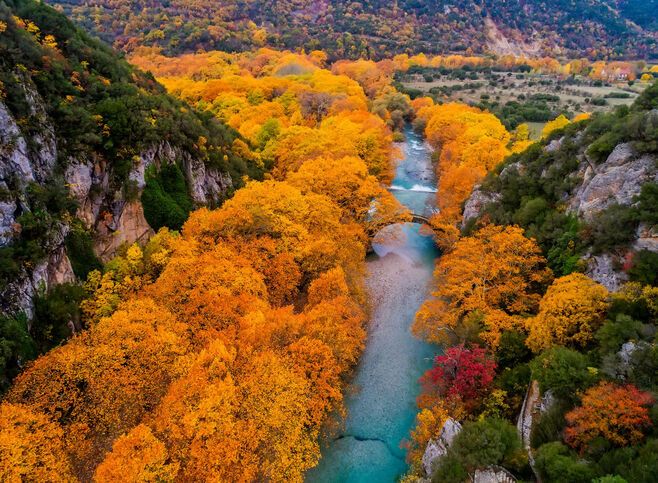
left=422, top=417, right=462, bottom=477
left=461, top=187, right=501, bottom=229
left=569, top=143, right=657, bottom=220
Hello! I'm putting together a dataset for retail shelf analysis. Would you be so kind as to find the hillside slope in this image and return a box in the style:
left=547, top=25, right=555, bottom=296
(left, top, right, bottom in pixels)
left=0, top=0, right=260, bottom=319
left=47, top=0, right=658, bottom=59
left=463, top=81, right=658, bottom=290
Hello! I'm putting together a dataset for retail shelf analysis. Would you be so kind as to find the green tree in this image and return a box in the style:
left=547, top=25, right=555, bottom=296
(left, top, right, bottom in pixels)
left=432, top=418, right=527, bottom=481
left=628, top=251, right=658, bottom=286
left=141, top=163, right=194, bottom=231
left=530, top=347, right=597, bottom=402
left=0, top=314, right=37, bottom=391
left=534, top=442, right=596, bottom=483
left=596, top=314, right=643, bottom=356
left=32, top=283, right=85, bottom=352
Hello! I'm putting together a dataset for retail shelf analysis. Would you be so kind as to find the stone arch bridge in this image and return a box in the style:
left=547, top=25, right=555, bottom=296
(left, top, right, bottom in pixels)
left=410, top=213, right=431, bottom=224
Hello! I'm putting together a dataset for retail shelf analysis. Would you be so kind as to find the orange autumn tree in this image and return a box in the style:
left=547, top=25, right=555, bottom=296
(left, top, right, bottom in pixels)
left=180, top=180, right=367, bottom=288
left=148, top=339, right=321, bottom=482
left=287, top=155, right=411, bottom=236
left=5, top=299, right=188, bottom=478
left=129, top=49, right=401, bottom=185
left=146, top=241, right=270, bottom=342
left=412, top=101, right=520, bottom=248
left=413, top=225, right=552, bottom=348
left=6, top=177, right=372, bottom=481
left=331, top=58, right=393, bottom=97
left=525, top=273, right=609, bottom=352
left=302, top=267, right=367, bottom=371
left=94, top=425, right=179, bottom=483
left=267, top=111, right=398, bottom=183
left=565, top=382, right=654, bottom=453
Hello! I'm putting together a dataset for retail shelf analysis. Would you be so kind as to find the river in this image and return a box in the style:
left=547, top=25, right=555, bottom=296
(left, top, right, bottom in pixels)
left=306, top=126, right=440, bottom=482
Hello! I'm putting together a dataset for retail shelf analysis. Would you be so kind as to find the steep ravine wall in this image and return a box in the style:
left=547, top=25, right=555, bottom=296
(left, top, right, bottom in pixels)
left=0, top=87, right=232, bottom=317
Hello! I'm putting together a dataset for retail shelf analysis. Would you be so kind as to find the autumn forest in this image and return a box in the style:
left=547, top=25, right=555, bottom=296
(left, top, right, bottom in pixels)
left=1, top=0, right=658, bottom=482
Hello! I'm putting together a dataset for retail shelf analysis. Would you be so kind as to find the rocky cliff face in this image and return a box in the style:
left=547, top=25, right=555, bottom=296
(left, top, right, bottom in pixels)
left=569, top=143, right=657, bottom=220
left=463, top=134, right=658, bottom=291
left=63, top=140, right=232, bottom=261
left=0, top=84, right=233, bottom=316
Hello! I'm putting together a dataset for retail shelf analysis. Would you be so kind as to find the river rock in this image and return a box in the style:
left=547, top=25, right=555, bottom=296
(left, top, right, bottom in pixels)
left=422, top=417, right=462, bottom=476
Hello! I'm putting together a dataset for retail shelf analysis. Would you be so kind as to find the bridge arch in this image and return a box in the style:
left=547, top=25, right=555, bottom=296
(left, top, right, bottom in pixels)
left=410, top=213, right=430, bottom=225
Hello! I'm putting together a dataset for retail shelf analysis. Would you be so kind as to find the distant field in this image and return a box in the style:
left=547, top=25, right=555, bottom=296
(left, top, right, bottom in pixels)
left=526, top=122, right=546, bottom=140
left=402, top=71, right=647, bottom=121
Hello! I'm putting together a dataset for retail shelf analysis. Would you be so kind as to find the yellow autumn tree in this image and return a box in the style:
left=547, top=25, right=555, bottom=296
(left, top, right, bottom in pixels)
left=413, top=101, right=512, bottom=245
left=405, top=404, right=449, bottom=470
left=541, top=114, right=570, bottom=139
left=613, top=283, right=658, bottom=318
left=573, top=112, right=592, bottom=123
left=414, top=225, right=552, bottom=348
left=81, top=228, right=176, bottom=321
left=526, top=273, right=609, bottom=352
left=287, top=155, right=410, bottom=235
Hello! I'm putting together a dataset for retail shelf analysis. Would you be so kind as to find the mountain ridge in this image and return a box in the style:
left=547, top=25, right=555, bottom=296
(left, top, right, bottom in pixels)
left=47, top=0, right=658, bottom=60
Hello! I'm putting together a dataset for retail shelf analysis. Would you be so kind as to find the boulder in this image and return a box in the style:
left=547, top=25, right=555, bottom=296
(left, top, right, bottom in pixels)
left=545, top=138, right=563, bottom=153
left=182, top=155, right=232, bottom=206
left=0, top=244, right=75, bottom=319
left=95, top=200, right=154, bottom=261
left=20, top=80, right=57, bottom=183
left=0, top=197, right=17, bottom=247
left=0, top=100, right=35, bottom=185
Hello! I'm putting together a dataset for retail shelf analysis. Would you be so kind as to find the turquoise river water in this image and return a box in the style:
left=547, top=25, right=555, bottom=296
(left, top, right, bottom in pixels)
left=306, top=126, right=441, bottom=482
